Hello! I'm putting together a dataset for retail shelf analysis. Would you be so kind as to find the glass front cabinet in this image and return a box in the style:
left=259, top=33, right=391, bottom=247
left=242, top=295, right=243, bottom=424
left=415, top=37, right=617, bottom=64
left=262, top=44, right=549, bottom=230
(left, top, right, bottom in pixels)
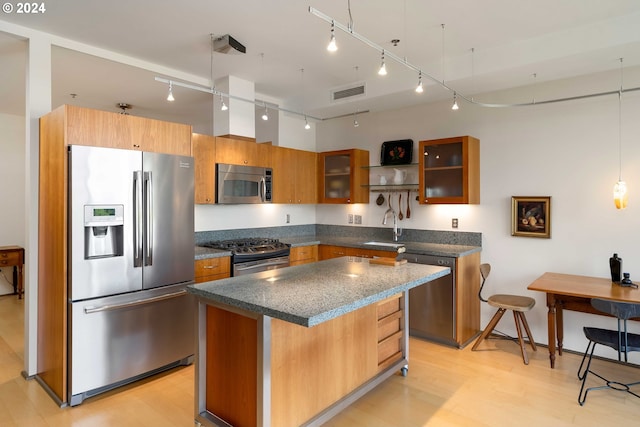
left=318, top=149, right=369, bottom=204
left=418, top=136, right=480, bottom=204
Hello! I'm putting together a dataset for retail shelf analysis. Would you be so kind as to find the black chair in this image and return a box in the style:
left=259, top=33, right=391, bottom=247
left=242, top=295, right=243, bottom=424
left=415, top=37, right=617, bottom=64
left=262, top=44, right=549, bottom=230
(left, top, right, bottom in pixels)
left=577, top=298, right=640, bottom=405
left=472, top=263, right=537, bottom=364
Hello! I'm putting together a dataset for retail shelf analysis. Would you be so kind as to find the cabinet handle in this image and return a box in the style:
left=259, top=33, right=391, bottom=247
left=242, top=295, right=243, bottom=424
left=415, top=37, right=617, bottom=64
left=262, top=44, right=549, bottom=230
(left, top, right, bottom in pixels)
left=203, top=265, right=216, bottom=269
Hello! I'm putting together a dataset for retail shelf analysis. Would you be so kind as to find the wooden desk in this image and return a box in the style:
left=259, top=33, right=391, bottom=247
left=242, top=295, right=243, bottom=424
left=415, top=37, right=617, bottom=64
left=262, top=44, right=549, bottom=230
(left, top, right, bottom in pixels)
left=0, top=246, right=24, bottom=299
left=527, top=272, right=640, bottom=368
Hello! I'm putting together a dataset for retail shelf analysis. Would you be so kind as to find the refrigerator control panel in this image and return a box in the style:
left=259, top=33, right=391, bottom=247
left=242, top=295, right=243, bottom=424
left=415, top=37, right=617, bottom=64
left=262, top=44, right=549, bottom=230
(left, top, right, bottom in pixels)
left=84, top=205, right=124, bottom=227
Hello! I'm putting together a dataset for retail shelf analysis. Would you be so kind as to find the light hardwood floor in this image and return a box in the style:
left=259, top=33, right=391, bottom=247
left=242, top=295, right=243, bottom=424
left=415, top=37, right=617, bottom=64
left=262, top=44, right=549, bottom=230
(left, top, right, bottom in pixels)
left=1, top=294, right=639, bottom=427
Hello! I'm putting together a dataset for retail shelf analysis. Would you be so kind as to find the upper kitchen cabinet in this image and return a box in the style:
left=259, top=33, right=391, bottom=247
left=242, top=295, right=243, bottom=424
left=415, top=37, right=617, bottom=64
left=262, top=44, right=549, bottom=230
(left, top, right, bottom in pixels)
left=62, top=104, right=191, bottom=155
left=193, top=133, right=216, bottom=204
left=215, top=136, right=271, bottom=167
left=318, top=149, right=369, bottom=204
left=418, top=136, right=480, bottom=204
left=272, top=146, right=317, bottom=204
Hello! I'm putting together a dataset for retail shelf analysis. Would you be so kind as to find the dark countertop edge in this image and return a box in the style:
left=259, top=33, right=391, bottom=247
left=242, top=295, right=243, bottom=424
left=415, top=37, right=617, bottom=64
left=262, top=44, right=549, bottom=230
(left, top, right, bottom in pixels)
left=188, top=265, right=450, bottom=327
left=194, top=236, right=480, bottom=260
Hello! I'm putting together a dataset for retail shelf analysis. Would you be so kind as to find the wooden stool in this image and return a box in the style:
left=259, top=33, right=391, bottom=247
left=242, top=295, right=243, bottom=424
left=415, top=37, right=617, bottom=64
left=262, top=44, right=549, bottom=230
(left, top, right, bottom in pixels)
left=472, top=263, right=537, bottom=364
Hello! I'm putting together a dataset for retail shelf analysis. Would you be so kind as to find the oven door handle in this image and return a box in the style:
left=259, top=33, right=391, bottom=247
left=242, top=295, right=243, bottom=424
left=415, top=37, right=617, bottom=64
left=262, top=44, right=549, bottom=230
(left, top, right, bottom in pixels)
left=235, top=259, right=289, bottom=274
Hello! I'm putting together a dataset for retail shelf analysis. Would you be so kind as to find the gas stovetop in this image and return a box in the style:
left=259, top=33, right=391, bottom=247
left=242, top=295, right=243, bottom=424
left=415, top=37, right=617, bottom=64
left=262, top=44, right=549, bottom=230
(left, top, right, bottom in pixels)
left=200, top=237, right=290, bottom=261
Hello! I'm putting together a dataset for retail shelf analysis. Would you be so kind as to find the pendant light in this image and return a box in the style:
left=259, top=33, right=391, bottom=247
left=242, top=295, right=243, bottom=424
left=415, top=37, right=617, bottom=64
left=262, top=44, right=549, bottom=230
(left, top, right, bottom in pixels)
left=166, top=81, right=175, bottom=102
left=301, top=68, right=310, bottom=130
left=378, top=50, right=387, bottom=76
left=327, top=21, right=338, bottom=52
left=262, top=104, right=269, bottom=121
left=614, top=57, right=627, bottom=209
left=219, top=94, right=228, bottom=111
left=415, top=71, right=424, bottom=93
left=451, top=92, right=459, bottom=110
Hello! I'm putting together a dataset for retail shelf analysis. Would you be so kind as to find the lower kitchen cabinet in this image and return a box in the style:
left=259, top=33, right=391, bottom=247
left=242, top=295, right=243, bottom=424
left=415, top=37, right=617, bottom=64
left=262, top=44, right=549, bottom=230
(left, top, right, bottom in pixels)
left=289, top=245, right=318, bottom=266
left=194, top=257, right=231, bottom=283
left=318, top=245, right=397, bottom=260
left=376, top=294, right=404, bottom=371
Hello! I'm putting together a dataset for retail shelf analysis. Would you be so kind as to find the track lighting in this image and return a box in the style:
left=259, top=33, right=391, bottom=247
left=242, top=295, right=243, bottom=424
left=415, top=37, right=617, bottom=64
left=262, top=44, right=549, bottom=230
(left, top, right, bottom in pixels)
left=304, top=116, right=311, bottom=130
left=327, top=21, right=337, bottom=52
left=451, top=92, right=459, bottom=110
left=262, top=105, right=269, bottom=121
left=166, top=82, right=175, bottom=102
left=415, top=72, right=424, bottom=93
left=219, top=94, right=228, bottom=111
left=378, top=50, right=387, bottom=76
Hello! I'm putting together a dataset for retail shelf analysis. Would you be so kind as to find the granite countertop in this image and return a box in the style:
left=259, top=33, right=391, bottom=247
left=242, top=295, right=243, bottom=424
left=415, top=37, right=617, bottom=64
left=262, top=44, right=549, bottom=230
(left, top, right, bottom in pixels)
left=188, top=257, right=450, bottom=327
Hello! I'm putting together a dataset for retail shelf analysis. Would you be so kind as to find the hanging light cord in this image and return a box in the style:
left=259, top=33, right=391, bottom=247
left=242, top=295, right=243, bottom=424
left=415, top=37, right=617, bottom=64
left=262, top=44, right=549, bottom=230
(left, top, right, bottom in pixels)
left=347, top=0, right=354, bottom=32
left=618, top=58, right=623, bottom=181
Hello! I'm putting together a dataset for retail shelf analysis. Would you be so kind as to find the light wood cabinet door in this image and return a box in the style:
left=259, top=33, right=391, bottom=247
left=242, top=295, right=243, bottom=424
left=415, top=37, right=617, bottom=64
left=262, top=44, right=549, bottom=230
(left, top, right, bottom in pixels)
left=318, top=149, right=369, bottom=204
left=194, top=257, right=231, bottom=283
left=289, top=245, right=319, bottom=266
left=193, top=133, right=216, bottom=204
left=215, top=136, right=271, bottom=167
left=272, top=146, right=318, bottom=204
left=65, top=105, right=192, bottom=155
left=418, top=136, right=479, bottom=204
left=318, top=245, right=396, bottom=260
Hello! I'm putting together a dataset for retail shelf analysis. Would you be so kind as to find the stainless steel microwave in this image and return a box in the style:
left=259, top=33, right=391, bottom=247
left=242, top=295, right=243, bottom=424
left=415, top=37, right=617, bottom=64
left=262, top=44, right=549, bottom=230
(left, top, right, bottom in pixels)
left=216, top=163, right=272, bottom=204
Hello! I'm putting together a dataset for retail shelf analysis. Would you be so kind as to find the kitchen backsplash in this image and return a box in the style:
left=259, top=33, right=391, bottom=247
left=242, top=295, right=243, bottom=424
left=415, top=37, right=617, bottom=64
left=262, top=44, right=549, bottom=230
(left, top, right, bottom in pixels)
left=195, top=224, right=481, bottom=247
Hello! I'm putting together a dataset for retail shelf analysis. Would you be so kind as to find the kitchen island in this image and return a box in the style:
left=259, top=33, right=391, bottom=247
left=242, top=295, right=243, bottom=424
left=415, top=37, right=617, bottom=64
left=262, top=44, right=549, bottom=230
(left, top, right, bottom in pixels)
left=188, top=257, right=449, bottom=427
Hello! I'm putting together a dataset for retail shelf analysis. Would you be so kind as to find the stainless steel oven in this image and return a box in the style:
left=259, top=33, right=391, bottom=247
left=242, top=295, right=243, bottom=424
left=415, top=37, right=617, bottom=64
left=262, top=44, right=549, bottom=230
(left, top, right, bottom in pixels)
left=216, top=163, right=272, bottom=204
left=200, top=238, right=290, bottom=276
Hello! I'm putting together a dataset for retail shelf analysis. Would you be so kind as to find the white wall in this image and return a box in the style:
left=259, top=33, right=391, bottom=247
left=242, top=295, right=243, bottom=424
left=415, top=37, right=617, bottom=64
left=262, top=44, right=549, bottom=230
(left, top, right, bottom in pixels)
left=316, top=67, right=640, bottom=360
left=0, top=112, right=26, bottom=294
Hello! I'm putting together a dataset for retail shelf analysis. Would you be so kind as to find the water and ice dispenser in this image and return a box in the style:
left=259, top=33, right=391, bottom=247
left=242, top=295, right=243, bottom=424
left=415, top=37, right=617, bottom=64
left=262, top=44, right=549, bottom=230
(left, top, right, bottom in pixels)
left=84, top=205, right=124, bottom=259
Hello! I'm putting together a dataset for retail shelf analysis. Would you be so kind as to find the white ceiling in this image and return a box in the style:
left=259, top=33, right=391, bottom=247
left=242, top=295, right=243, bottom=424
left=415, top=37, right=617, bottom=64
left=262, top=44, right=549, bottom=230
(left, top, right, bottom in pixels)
left=2, top=0, right=640, bottom=129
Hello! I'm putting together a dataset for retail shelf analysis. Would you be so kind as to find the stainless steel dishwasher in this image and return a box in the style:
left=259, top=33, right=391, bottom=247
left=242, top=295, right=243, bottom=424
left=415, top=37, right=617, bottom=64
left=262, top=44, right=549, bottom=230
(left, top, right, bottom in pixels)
left=401, top=253, right=457, bottom=347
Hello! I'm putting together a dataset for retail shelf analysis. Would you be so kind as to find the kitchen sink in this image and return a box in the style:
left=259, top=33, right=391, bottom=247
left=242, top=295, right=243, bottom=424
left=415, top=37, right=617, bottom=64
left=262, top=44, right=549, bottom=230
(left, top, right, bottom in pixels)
left=362, top=241, right=405, bottom=248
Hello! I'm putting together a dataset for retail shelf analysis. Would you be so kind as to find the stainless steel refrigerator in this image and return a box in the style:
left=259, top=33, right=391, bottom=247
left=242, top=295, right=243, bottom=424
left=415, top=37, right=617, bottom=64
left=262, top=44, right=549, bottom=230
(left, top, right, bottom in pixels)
left=67, top=145, right=195, bottom=406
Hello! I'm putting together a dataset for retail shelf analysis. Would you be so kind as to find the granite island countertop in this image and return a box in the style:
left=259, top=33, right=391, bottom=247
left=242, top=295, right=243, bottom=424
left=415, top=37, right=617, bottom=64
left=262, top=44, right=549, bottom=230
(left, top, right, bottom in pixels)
left=187, top=257, right=449, bottom=327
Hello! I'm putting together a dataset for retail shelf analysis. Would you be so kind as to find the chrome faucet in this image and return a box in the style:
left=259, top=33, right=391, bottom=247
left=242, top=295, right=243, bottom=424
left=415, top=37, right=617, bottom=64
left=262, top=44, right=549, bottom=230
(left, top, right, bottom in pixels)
left=382, top=206, right=402, bottom=242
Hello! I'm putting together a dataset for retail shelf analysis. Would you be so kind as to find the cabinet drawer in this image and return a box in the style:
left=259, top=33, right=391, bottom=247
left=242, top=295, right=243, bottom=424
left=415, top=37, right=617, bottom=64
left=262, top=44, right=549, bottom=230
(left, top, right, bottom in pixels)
left=377, top=294, right=401, bottom=320
left=377, top=311, right=402, bottom=342
left=195, top=257, right=230, bottom=279
left=377, top=331, right=403, bottom=365
left=289, top=245, right=318, bottom=263
left=0, top=251, right=21, bottom=265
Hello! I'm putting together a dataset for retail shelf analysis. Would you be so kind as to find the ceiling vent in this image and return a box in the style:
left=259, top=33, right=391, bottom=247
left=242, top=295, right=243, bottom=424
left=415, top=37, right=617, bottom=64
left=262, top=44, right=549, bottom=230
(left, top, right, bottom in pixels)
left=330, top=81, right=366, bottom=102
left=214, top=34, right=246, bottom=54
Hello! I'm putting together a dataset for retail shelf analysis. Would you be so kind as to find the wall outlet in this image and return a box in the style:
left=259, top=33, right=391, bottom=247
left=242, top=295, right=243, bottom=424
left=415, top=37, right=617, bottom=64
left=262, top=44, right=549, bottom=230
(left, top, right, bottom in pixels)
left=452, top=218, right=458, bottom=228
left=355, top=215, right=362, bottom=225
left=286, top=213, right=291, bottom=224
left=348, top=214, right=354, bottom=224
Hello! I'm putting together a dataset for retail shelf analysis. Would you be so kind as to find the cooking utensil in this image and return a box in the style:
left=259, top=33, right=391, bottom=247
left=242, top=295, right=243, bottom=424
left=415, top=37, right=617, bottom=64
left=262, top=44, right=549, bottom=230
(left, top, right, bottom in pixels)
left=376, top=193, right=385, bottom=206
left=398, top=194, right=403, bottom=220
left=406, top=190, right=411, bottom=218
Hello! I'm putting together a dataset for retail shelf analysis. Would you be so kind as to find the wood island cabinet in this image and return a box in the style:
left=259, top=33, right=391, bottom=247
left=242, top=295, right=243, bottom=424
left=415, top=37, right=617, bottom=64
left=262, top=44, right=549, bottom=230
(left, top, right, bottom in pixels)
left=318, top=149, right=369, bottom=204
left=272, top=146, right=317, bottom=204
left=418, top=136, right=479, bottom=204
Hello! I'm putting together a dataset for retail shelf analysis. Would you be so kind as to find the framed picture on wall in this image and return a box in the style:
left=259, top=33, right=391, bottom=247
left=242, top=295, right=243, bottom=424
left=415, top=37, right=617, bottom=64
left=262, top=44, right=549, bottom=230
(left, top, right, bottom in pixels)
left=511, top=196, right=551, bottom=238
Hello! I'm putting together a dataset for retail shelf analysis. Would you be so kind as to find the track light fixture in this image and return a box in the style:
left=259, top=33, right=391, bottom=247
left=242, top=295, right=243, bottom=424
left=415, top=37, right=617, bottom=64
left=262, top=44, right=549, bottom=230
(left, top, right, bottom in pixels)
left=327, top=21, right=338, bottom=52
left=378, top=50, right=387, bottom=76
left=305, top=116, right=311, bottom=130
left=451, top=92, right=459, bottom=110
left=219, top=94, right=228, bottom=111
left=415, top=71, right=424, bottom=93
left=262, top=105, right=269, bottom=121
left=166, top=82, right=175, bottom=102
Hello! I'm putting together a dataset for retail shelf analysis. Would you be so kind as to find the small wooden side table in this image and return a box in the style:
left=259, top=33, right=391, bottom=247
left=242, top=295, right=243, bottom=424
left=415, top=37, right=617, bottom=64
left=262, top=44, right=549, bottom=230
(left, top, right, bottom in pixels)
left=0, top=246, right=25, bottom=299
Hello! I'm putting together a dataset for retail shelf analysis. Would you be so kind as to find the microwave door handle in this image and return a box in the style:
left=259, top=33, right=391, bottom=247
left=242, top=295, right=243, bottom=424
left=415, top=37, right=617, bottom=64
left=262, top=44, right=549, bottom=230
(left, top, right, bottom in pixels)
left=133, top=171, right=143, bottom=267
left=260, top=177, right=266, bottom=202
left=144, top=171, right=153, bottom=266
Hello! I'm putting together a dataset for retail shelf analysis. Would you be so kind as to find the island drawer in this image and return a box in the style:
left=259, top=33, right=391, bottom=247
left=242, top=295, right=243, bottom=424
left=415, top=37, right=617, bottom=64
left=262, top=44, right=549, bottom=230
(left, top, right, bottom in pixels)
left=377, top=294, right=402, bottom=319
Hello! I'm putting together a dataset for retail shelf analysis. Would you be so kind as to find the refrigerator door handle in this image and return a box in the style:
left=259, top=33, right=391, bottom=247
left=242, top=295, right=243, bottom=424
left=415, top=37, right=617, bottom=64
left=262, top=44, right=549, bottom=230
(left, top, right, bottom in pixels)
left=83, top=289, right=187, bottom=314
left=133, top=170, right=143, bottom=267
left=144, top=171, right=153, bottom=266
